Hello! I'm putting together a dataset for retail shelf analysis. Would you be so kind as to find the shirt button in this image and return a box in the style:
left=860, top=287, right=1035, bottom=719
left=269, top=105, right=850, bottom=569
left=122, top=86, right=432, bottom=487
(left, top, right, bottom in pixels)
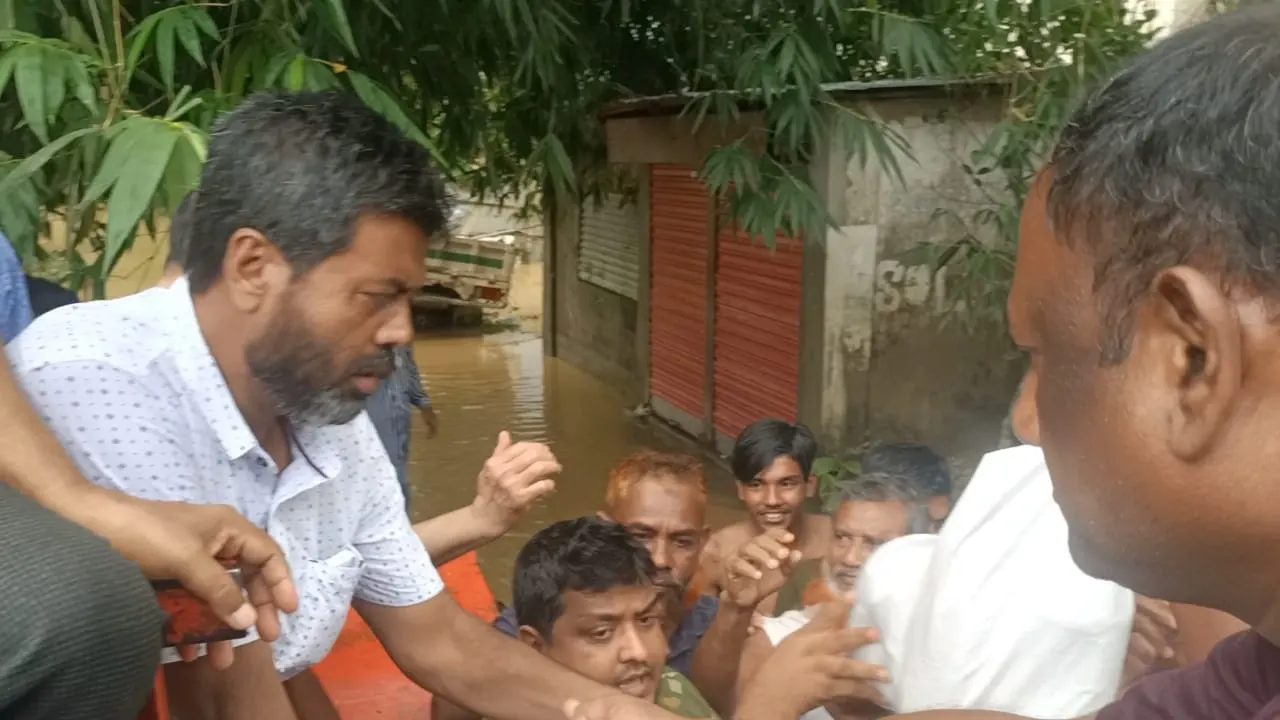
left=257, top=457, right=269, bottom=468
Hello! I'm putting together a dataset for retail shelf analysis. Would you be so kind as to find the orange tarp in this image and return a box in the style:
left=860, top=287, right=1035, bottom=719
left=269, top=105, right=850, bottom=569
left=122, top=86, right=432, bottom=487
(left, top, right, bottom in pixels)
left=313, top=551, right=499, bottom=718
left=140, top=551, right=497, bottom=720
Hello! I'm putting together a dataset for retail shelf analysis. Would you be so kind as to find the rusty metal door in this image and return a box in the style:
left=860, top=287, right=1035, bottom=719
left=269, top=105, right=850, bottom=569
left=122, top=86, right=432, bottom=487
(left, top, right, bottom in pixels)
left=648, top=164, right=710, bottom=436
left=712, top=226, right=803, bottom=442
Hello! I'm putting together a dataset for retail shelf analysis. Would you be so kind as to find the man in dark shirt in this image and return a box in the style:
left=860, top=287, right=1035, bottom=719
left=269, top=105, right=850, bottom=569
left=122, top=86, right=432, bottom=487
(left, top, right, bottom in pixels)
left=883, top=5, right=1280, bottom=720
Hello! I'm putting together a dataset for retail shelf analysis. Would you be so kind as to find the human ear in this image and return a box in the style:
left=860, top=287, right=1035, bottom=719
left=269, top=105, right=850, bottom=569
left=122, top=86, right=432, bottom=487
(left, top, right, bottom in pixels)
left=1146, top=267, right=1242, bottom=460
left=222, top=227, right=290, bottom=311
left=516, top=625, right=545, bottom=652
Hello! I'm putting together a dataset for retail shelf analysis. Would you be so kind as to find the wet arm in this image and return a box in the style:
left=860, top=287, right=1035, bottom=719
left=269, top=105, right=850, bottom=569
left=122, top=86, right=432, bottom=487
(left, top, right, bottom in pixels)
left=165, top=641, right=297, bottom=720
left=690, top=602, right=756, bottom=717
left=356, top=593, right=624, bottom=720
left=412, top=505, right=505, bottom=564
left=283, top=668, right=342, bottom=720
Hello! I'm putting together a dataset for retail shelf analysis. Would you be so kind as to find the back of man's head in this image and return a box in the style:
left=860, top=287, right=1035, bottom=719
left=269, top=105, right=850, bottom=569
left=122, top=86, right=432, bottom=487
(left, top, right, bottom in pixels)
left=825, top=470, right=932, bottom=536
left=185, top=90, right=449, bottom=294
left=731, top=418, right=818, bottom=482
left=512, top=517, right=658, bottom=638
left=1047, top=3, right=1280, bottom=362
left=861, top=442, right=951, bottom=500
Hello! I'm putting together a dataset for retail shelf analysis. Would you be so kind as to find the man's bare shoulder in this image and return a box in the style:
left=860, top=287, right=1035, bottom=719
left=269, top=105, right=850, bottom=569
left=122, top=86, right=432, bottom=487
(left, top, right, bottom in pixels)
left=798, top=513, right=831, bottom=554
left=707, top=521, right=759, bottom=555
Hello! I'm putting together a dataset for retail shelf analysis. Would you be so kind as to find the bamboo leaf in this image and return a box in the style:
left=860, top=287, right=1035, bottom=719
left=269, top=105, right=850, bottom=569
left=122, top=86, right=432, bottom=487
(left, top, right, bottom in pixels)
left=80, top=118, right=149, bottom=211
left=323, top=0, right=360, bottom=57
left=175, top=14, right=206, bottom=68
left=13, top=45, right=48, bottom=143
left=104, top=124, right=179, bottom=276
left=156, top=13, right=177, bottom=92
left=347, top=70, right=446, bottom=167
left=0, top=126, right=96, bottom=197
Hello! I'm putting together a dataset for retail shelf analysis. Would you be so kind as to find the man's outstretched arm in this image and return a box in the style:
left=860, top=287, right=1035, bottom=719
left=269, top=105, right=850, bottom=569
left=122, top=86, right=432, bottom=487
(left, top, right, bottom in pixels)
left=357, top=592, right=677, bottom=720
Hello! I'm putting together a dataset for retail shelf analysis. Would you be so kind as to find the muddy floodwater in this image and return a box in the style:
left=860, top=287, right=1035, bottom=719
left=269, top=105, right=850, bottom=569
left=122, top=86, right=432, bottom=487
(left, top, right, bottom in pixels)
left=403, top=328, right=745, bottom=603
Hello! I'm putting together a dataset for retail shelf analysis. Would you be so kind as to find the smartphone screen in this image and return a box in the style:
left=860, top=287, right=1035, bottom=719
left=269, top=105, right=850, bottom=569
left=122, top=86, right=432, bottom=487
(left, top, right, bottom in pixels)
left=151, top=566, right=250, bottom=647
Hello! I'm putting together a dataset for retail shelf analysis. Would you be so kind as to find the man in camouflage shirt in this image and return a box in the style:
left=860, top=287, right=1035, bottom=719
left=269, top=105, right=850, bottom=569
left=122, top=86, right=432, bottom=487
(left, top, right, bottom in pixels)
left=432, top=517, right=717, bottom=720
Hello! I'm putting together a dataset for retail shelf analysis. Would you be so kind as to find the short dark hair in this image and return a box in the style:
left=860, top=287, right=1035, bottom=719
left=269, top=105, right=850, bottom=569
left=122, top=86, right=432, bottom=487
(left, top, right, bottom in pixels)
left=512, top=517, right=658, bottom=639
left=166, top=190, right=196, bottom=269
left=1046, top=4, right=1280, bottom=363
left=731, top=418, right=818, bottom=483
left=860, top=442, right=951, bottom=498
left=186, top=90, right=450, bottom=293
left=825, top=471, right=931, bottom=534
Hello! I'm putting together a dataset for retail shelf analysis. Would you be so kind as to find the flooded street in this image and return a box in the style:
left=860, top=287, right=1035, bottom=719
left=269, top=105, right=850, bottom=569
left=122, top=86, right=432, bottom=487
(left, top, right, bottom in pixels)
left=403, top=327, right=745, bottom=602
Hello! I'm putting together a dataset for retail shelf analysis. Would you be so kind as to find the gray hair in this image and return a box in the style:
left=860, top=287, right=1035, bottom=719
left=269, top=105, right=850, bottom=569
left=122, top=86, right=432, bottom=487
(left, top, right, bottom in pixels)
left=1046, top=3, right=1280, bottom=364
left=824, top=470, right=933, bottom=535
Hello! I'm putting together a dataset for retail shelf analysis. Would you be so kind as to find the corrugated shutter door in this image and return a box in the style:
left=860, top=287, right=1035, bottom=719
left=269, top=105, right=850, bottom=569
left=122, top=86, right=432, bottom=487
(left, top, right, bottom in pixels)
left=578, top=195, right=641, bottom=300
left=713, top=227, right=803, bottom=438
left=649, top=164, right=710, bottom=427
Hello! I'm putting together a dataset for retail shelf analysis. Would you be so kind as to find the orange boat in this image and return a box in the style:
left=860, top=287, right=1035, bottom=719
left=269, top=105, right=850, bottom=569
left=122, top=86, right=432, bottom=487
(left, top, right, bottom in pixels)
left=141, top=551, right=498, bottom=720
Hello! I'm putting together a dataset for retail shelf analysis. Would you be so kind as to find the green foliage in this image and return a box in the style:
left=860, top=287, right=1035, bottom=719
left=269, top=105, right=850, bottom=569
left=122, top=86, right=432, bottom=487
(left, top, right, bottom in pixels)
left=0, top=0, right=1163, bottom=299
left=812, top=452, right=862, bottom=505
left=913, top=2, right=1156, bottom=332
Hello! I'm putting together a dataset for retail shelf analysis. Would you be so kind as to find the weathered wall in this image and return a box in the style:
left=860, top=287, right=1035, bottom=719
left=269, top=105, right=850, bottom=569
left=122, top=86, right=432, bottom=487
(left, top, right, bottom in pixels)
left=819, top=92, right=1022, bottom=470
left=547, top=192, right=645, bottom=405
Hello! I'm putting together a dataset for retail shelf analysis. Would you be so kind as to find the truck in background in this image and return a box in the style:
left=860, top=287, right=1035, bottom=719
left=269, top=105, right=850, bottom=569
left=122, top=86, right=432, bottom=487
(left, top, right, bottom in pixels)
left=413, top=231, right=519, bottom=326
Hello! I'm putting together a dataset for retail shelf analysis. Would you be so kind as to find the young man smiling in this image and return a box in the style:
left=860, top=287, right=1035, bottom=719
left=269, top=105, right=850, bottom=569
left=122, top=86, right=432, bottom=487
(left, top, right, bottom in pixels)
left=698, top=419, right=828, bottom=617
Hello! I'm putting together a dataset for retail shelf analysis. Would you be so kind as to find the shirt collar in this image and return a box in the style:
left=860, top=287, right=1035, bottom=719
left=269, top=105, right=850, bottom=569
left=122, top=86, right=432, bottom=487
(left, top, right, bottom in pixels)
left=164, top=277, right=260, bottom=461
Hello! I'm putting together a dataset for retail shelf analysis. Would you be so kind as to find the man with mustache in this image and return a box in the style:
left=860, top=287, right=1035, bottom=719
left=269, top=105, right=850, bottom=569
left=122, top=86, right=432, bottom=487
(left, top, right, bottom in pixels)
left=6, top=91, right=676, bottom=720
left=483, top=517, right=718, bottom=718
left=434, top=451, right=717, bottom=720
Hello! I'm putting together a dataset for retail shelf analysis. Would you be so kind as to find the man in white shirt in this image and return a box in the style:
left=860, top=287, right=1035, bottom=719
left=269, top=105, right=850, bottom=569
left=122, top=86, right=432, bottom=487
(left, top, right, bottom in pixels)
left=6, top=90, right=673, bottom=720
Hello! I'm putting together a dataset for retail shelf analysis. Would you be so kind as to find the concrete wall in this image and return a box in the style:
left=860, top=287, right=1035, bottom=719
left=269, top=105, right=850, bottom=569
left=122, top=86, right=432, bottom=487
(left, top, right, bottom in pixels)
left=546, top=191, right=646, bottom=406
left=818, top=92, right=1022, bottom=469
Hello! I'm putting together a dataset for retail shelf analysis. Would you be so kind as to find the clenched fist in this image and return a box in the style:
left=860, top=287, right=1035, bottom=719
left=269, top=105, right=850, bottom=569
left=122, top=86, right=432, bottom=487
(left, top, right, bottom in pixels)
left=723, top=528, right=801, bottom=610
left=469, top=431, right=561, bottom=536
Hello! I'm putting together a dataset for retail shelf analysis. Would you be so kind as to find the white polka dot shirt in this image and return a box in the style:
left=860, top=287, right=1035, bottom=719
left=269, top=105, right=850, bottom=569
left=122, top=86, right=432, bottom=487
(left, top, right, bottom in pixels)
left=5, top=278, right=444, bottom=678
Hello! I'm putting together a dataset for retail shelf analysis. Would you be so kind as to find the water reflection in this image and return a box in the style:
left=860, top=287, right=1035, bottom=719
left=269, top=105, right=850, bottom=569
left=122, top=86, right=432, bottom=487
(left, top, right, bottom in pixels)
left=405, top=329, right=744, bottom=602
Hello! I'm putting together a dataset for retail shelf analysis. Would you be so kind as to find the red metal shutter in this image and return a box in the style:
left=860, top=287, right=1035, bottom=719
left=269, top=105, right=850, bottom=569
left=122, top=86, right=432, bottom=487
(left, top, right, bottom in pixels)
left=648, top=164, right=710, bottom=429
left=712, top=227, right=803, bottom=438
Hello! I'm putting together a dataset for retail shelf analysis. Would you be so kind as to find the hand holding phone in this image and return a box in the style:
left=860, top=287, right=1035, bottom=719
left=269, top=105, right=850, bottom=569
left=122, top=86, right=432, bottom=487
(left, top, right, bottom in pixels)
left=151, top=563, right=251, bottom=647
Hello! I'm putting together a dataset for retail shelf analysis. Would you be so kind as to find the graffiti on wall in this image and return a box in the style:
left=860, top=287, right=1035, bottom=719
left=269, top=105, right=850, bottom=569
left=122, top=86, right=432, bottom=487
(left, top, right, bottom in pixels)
left=873, top=260, right=951, bottom=315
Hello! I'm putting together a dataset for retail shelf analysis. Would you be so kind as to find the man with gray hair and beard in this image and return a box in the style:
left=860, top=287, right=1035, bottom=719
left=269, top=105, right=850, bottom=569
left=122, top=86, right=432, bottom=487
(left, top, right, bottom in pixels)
left=6, top=90, right=679, bottom=720
left=732, top=472, right=931, bottom=720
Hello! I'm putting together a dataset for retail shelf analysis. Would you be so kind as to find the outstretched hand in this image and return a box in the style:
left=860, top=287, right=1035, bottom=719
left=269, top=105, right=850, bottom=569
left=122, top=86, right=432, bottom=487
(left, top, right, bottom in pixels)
left=723, top=527, right=801, bottom=610
left=471, top=431, right=560, bottom=535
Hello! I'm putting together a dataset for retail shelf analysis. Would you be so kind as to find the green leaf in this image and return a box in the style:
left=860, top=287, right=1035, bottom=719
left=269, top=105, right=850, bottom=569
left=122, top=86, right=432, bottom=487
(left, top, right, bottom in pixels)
left=285, top=54, right=306, bottom=90
left=324, top=0, right=360, bottom=57
left=104, top=123, right=179, bottom=276
left=124, top=10, right=165, bottom=83
left=0, top=126, right=95, bottom=198
left=347, top=70, right=446, bottom=166
left=156, top=13, right=177, bottom=92
left=65, top=55, right=97, bottom=112
left=13, top=45, right=48, bottom=143
left=80, top=117, right=150, bottom=212
left=175, top=14, right=206, bottom=68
